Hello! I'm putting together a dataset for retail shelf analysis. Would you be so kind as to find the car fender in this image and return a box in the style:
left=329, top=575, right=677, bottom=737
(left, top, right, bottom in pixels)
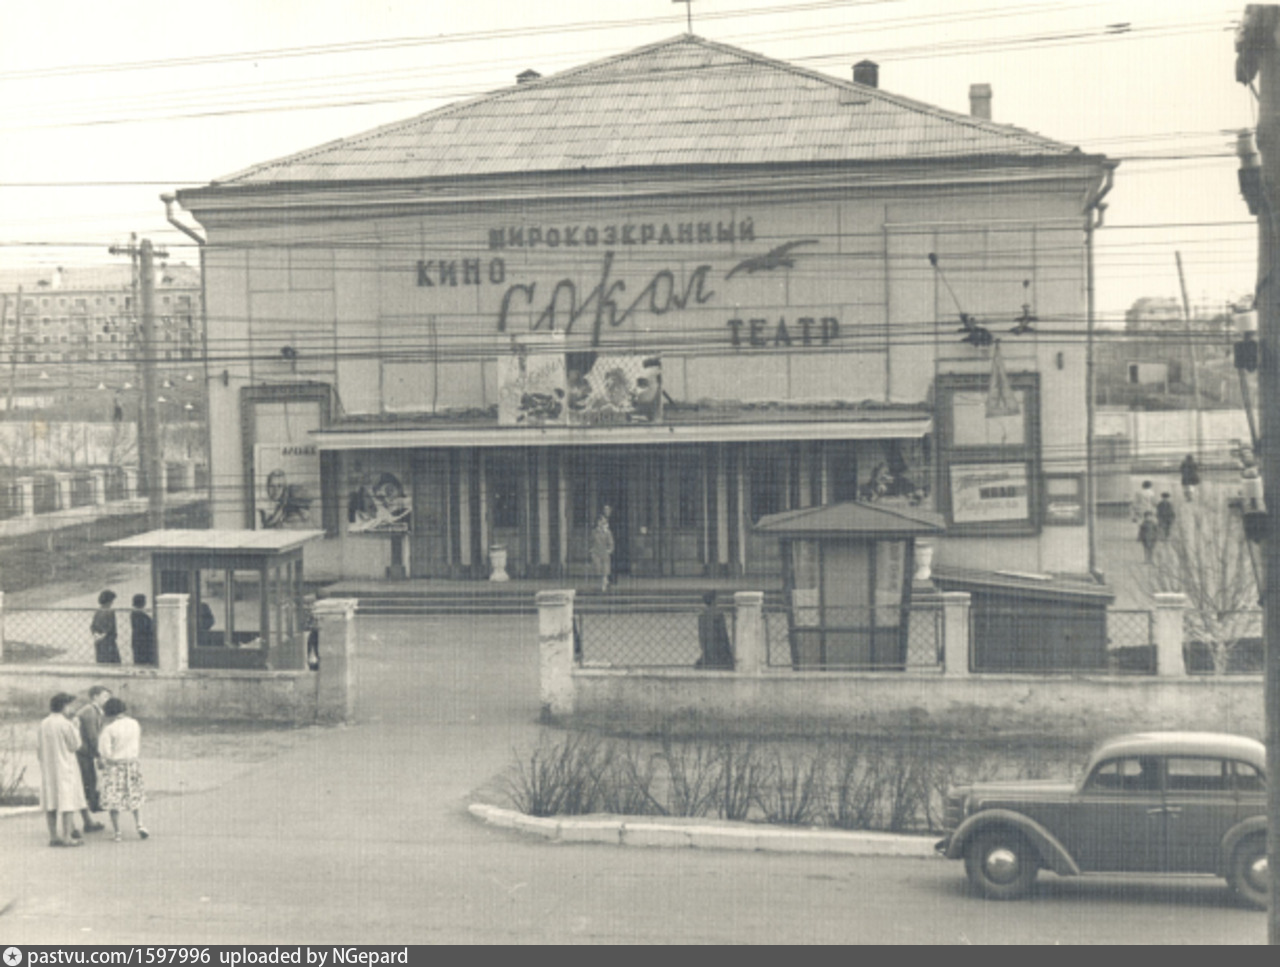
left=944, top=809, right=1082, bottom=876
left=1219, top=816, right=1267, bottom=878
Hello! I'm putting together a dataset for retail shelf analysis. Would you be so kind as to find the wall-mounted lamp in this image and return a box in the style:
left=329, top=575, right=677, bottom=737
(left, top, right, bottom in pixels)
left=220, top=370, right=229, bottom=387
left=1055, top=352, right=1064, bottom=370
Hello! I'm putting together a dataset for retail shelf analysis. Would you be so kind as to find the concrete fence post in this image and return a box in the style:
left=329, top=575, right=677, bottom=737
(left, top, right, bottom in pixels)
left=941, top=592, right=972, bottom=676
left=537, top=590, right=575, bottom=721
left=123, top=469, right=138, bottom=500
left=53, top=472, right=72, bottom=512
left=155, top=593, right=189, bottom=672
left=313, top=598, right=358, bottom=724
left=90, top=470, right=106, bottom=506
left=0, top=590, right=6, bottom=663
left=733, top=591, right=766, bottom=674
left=1153, top=592, right=1189, bottom=677
left=17, top=477, right=34, bottom=517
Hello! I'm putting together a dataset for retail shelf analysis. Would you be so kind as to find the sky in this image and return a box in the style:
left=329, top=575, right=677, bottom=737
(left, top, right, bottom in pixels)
left=0, top=0, right=1258, bottom=321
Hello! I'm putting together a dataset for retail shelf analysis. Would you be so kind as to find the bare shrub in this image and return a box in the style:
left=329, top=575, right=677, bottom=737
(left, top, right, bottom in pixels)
left=657, top=732, right=722, bottom=817
left=759, top=746, right=829, bottom=826
left=0, top=725, right=29, bottom=804
left=712, top=740, right=764, bottom=821
left=597, top=741, right=666, bottom=816
left=828, top=738, right=886, bottom=831
left=507, top=731, right=607, bottom=816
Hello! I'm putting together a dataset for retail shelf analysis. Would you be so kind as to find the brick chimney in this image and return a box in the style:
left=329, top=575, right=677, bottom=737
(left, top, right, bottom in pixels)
left=853, top=60, right=879, bottom=88
left=969, top=84, right=992, bottom=120
left=516, top=69, right=541, bottom=85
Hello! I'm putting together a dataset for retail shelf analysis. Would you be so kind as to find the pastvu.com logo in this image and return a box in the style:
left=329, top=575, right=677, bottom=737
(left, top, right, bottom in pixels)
left=4, top=947, right=23, bottom=966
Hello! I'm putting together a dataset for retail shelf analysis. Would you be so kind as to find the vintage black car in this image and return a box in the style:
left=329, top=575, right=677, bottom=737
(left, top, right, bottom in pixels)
left=936, top=732, right=1269, bottom=907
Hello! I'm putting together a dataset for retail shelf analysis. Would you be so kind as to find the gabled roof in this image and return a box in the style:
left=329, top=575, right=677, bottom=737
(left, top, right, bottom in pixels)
left=216, top=34, right=1086, bottom=187
left=753, top=500, right=945, bottom=538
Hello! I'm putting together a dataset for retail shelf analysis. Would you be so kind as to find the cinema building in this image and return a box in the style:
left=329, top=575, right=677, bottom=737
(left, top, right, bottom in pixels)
left=176, top=34, right=1115, bottom=586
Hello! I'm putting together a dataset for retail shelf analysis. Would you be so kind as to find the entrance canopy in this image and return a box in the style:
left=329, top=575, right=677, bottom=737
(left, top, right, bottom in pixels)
left=754, top=501, right=944, bottom=539
left=107, top=529, right=325, bottom=554
left=311, top=416, right=932, bottom=450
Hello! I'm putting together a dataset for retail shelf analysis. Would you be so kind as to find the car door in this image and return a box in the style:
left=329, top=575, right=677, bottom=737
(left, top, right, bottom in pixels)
left=1162, top=757, right=1236, bottom=873
left=1067, top=755, right=1165, bottom=872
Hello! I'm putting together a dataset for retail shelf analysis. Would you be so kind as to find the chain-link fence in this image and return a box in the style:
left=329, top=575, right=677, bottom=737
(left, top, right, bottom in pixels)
left=3, top=608, right=138, bottom=665
left=765, top=603, right=944, bottom=671
left=575, top=600, right=703, bottom=668
left=1184, top=609, right=1263, bottom=675
left=1106, top=609, right=1156, bottom=674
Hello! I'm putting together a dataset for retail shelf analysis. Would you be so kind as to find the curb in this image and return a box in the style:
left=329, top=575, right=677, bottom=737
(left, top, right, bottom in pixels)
left=468, top=803, right=939, bottom=858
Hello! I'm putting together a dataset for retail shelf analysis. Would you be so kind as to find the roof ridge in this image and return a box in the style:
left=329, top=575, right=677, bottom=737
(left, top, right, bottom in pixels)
left=218, top=33, right=706, bottom=185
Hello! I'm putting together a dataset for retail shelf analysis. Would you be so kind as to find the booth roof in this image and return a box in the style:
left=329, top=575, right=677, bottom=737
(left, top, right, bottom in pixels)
left=106, top=529, right=326, bottom=555
left=752, top=501, right=945, bottom=538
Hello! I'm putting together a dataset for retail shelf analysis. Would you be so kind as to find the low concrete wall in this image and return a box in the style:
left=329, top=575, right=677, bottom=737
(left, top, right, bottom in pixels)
left=0, top=664, right=320, bottom=724
left=564, top=669, right=1264, bottom=739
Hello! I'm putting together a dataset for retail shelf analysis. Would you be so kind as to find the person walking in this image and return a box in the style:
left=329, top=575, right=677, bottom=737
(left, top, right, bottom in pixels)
left=37, top=693, right=87, bottom=847
left=97, top=697, right=148, bottom=842
left=1131, top=480, right=1157, bottom=523
left=590, top=505, right=615, bottom=593
left=1180, top=453, right=1201, bottom=502
left=91, top=590, right=121, bottom=664
left=74, top=685, right=110, bottom=834
left=1138, top=510, right=1160, bottom=564
left=129, top=594, right=156, bottom=666
left=1156, top=492, right=1176, bottom=541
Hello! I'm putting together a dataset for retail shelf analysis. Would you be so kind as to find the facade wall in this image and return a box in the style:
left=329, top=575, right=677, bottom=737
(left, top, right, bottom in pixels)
left=200, top=175, right=1096, bottom=581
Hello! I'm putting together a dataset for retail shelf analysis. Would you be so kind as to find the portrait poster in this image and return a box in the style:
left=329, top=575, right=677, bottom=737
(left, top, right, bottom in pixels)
left=345, top=458, right=412, bottom=535
left=253, top=443, right=319, bottom=530
left=949, top=462, right=1031, bottom=524
left=498, top=333, right=567, bottom=425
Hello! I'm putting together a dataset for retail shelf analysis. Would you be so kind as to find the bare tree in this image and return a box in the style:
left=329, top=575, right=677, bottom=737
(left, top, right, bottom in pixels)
left=1137, top=498, right=1260, bottom=675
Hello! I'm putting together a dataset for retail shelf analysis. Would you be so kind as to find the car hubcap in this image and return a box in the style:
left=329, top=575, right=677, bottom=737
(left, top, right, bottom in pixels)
left=985, top=847, right=1019, bottom=883
left=1246, top=855, right=1268, bottom=894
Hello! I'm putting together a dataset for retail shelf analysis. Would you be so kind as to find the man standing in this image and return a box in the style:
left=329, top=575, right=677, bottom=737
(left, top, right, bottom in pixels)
left=1138, top=511, right=1160, bottom=565
left=38, top=693, right=87, bottom=847
left=1156, top=492, right=1176, bottom=541
left=130, top=594, right=156, bottom=666
left=74, top=685, right=111, bottom=833
left=1180, top=453, right=1201, bottom=503
left=590, top=504, right=615, bottom=593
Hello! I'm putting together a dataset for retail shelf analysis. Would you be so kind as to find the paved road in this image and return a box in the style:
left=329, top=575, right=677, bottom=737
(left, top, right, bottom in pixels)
left=0, top=614, right=1268, bottom=944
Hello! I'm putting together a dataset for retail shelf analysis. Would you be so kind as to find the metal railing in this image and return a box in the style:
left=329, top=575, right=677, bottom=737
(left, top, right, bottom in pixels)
left=1106, top=609, right=1157, bottom=674
left=3, top=607, right=137, bottom=665
left=1184, top=609, right=1263, bottom=675
left=765, top=602, right=945, bottom=672
left=575, top=598, right=706, bottom=668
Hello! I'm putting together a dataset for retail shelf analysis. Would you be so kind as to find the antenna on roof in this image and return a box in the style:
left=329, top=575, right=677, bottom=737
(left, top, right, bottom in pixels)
left=673, top=0, right=693, bottom=33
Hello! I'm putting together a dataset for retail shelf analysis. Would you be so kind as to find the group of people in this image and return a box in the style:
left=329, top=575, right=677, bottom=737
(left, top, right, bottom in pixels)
left=91, top=589, right=157, bottom=665
left=37, top=685, right=148, bottom=846
left=1132, top=454, right=1201, bottom=565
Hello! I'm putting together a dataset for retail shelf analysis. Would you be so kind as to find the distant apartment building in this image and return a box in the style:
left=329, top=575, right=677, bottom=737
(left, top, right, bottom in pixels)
left=0, top=264, right=200, bottom=377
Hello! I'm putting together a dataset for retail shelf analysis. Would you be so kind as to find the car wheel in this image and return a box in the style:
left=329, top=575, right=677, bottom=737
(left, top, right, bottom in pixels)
left=964, top=830, right=1039, bottom=900
left=1230, top=836, right=1268, bottom=911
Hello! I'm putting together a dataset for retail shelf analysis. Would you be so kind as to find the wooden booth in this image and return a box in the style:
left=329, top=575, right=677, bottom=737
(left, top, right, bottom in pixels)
left=107, top=529, right=325, bottom=670
left=755, top=502, right=945, bottom=670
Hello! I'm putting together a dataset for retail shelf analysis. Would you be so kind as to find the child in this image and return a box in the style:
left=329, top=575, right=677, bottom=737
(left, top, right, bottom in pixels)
left=1137, top=511, right=1160, bottom=564
left=97, top=697, right=149, bottom=842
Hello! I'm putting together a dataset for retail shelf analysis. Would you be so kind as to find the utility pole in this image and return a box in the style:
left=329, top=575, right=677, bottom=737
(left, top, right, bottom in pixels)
left=1237, top=4, right=1280, bottom=941
left=1175, top=252, right=1204, bottom=458
left=110, top=236, right=167, bottom=529
left=5, top=287, right=22, bottom=417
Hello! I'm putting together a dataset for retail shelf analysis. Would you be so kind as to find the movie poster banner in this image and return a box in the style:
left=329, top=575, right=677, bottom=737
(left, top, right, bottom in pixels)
left=344, top=456, right=412, bottom=535
left=949, top=462, right=1031, bottom=524
left=254, top=443, right=320, bottom=530
left=497, top=334, right=662, bottom=426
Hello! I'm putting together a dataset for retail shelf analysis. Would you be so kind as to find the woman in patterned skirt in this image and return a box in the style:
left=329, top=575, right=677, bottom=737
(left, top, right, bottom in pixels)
left=97, top=697, right=149, bottom=842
